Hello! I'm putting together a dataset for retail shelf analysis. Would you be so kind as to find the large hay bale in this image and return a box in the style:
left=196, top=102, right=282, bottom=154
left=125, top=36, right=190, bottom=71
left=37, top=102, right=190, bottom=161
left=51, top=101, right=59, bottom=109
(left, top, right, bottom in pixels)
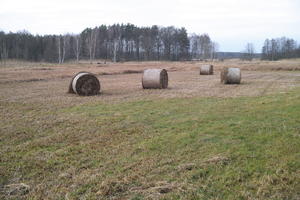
left=142, top=69, right=168, bottom=89
left=221, top=67, right=241, bottom=84
left=68, top=72, right=100, bottom=96
left=200, top=64, right=213, bottom=75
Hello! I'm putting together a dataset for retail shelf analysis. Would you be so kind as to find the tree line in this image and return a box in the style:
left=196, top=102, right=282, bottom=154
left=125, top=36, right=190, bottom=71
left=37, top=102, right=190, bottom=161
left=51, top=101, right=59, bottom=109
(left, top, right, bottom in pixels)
left=0, top=24, right=218, bottom=63
left=261, top=37, right=300, bottom=60
left=241, top=37, right=300, bottom=61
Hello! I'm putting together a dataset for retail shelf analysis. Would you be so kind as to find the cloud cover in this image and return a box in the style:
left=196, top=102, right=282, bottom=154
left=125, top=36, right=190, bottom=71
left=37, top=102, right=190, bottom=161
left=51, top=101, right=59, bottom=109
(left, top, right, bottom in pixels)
left=0, top=0, right=299, bottom=51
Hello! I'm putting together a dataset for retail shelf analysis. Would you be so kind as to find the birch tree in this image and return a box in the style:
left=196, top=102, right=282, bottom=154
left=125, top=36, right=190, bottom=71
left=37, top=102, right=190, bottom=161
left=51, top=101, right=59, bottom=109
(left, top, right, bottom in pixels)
left=61, top=35, right=68, bottom=64
left=112, top=38, right=120, bottom=63
left=86, top=28, right=98, bottom=64
left=57, top=36, right=61, bottom=64
left=73, top=35, right=81, bottom=62
left=57, top=35, right=69, bottom=64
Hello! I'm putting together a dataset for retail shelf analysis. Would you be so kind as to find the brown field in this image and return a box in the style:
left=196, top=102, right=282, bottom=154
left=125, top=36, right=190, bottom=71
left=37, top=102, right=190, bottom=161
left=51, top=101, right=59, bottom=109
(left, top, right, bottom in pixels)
left=1, top=59, right=300, bottom=199
left=1, top=59, right=300, bottom=106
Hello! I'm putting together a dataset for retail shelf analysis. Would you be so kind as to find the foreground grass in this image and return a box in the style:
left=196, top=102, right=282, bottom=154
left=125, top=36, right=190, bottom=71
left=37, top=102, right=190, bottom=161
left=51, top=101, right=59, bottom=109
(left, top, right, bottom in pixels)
left=0, top=88, right=300, bottom=199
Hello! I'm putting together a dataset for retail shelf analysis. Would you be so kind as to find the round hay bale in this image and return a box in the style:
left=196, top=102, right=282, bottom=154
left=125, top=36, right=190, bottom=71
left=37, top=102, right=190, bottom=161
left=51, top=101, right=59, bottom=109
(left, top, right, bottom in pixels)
left=142, top=69, right=168, bottom=89
left=221, top=67, right=241, bottom=84
left=68, top=72, right=100, bottom=96
left=200, top=64, right=213, bottom=75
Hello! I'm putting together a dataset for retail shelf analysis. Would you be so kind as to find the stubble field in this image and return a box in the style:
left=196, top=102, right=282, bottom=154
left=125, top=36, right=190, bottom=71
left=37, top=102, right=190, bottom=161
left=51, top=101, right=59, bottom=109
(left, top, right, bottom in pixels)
left=0, top=59, right=300, bottom=199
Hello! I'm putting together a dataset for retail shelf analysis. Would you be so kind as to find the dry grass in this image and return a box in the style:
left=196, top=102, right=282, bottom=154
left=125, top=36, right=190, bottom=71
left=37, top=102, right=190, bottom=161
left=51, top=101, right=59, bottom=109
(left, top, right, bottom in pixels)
left=1, top=60, right=300, bottom=106
left=0, top=59, right=300, bottom=199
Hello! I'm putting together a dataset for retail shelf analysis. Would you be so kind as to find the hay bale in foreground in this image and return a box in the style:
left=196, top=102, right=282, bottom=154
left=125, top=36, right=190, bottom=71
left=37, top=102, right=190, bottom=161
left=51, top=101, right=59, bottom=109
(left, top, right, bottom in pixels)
left=142, top=69, right=168, bottom=89
left=200, top=64, right=213, bottom=75
left=68, top=72, right=100, bottom=96
left=221, top=67, right=241, bottom=84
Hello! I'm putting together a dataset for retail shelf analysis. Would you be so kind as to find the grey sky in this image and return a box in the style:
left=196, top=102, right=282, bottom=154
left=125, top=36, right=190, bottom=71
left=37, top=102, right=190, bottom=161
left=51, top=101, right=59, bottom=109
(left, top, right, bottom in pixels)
left=1, top=0, right=299, bottom=52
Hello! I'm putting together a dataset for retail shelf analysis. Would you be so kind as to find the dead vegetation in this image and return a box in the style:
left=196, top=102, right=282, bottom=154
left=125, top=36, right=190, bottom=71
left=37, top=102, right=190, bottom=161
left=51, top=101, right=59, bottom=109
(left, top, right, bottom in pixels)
left=0, top=60, right=300, bottom=106
left=0, top=59, right=299, bottom=84
left=0, top=78, right=46, bottom=84
left=0, top=183, right=30, bottom=197
left=204, top=155, right=230, bottom=165
left=98, top=69, right=143, bottom=76
left=177, top=163, right=196, bottom=171
left=129, top=181, right=186, bottom=199
left=0, top=59, right=300, bottom=199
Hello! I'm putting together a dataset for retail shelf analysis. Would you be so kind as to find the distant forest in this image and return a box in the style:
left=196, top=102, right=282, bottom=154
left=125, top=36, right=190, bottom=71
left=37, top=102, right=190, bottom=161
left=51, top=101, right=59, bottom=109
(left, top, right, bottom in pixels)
left=0, top=24, right=218, bottom=63
left=261, top=37, right=300, bottom=61
left=0, top=23, right=299, bottom=63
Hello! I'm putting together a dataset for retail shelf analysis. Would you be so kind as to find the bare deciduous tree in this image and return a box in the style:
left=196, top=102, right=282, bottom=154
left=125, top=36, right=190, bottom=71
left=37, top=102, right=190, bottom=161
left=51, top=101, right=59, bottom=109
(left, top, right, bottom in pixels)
left=113, top=38, right=119, bottom=63
left=86, top=28, right=98, bottom=64
left=73, top=35, right=81, bottom=62
left=190, top=34, right=217, bottom=61
left=57, top=36, right=61, bottom=64
left=199, top=34, right=211, bottom=60
left=61, top=36, right=66, bottom=63
left=241, top=43, right=255, bottom=61
left=0, top=42, right=9, bottom=66
left=57, top=35, right=70, bottom=64
left=210, top=42, right=219, bottom=60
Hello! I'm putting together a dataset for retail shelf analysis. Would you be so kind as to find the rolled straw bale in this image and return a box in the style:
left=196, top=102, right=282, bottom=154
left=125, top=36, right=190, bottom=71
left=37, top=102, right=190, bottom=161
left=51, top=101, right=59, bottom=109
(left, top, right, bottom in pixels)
left=68, top=72, right=100, bottom=96
left=221, top=67, right=241, bottom=84
left=142, top=69, right=168, bottom=89
left=200, top=64, right=213, bottom=75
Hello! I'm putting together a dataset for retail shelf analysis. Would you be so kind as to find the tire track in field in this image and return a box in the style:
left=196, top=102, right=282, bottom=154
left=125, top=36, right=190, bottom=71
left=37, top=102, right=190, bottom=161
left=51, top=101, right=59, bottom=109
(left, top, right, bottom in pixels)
left=259, top=74, right=284, bottom=96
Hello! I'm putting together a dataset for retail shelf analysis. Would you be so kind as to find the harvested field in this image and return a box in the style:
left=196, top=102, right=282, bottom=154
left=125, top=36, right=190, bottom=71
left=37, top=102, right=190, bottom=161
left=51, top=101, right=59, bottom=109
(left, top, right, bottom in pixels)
left=0, top=60, right=300, bottom=105
left=1, top=60, right=300, bottom=199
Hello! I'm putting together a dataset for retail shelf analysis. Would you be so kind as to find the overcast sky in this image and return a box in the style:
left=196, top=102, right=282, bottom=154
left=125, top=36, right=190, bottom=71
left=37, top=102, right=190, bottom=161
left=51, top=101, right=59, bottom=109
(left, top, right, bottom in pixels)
left=1, top=0, right=299, bottom=52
